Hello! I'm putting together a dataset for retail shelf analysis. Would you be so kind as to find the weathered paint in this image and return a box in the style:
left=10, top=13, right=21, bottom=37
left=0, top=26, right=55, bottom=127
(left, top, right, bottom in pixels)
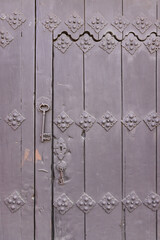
left=0, top=0, right=160, bottom=240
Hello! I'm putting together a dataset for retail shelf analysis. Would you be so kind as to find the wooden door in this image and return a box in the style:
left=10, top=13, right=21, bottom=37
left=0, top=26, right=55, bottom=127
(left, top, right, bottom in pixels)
left=1, top=1, right=160, bottom=240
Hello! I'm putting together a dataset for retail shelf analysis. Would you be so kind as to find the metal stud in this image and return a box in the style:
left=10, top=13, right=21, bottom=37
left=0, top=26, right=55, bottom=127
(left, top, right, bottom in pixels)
left=4, top=191, right=25, bottom=213
left=122, top=33, right=141, bottom=55
left=143, top=192, right=160, bottom=211
left=76, top=33, right=95, bottom=53
left=76, top=111, right=96, bottom=132
left=97, top=111, right=117, bottom=131
left=42, top=14, right=61, bottom=32
left=5, top=109, right=25, bottom=130
left=76, top=193, right=96, bottom=213
left=111, top=15, right=129, bottom=32
left=144, top=112, right=160, bottom=130
left=133, top=15, right=152, bottom=34
left=54, top=193, right=73, bottom=214
left=122, top=111, right=141, bottom=131
left=54, top=111, right=74, bottom=132
left=144, top=34, right=160, bottom=54
left=0, top=13, right=6, bottom=20
left=88, top=12, right=107, bottom=33
left=0, top=29, right=13, bottom=48
left=6, top=11, right=26, bottom=29
left=99, top=192, right=119, bottom=214
left=65, top=12, right=84, bottom=33
left=54, top=33, right=72, bottom=53
left=122, top=191, right=142, bottom=212
left=99, top=33, right=117, bottom=54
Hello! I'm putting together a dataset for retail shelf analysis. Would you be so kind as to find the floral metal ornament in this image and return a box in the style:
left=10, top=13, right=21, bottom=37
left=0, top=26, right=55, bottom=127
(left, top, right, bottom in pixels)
left=144, top=112, right=160, bottom=131
left=133, top=15, right=152, bottom=33
left=54, top=137, right=67, bottom=160
left=99, top=192, right=119, bottom=214
left=143, top=192, right=160, bottom=211
left=0, top=29, right=13, bottom=48
left=97, top=111, right=117, bottom=131
left=99, top=33, right=118, bottom=54
left=54, top=193, right=73, bottom=214
left=144, top=34, right=160, bottom=54
left=122, top=191, right=142, bottom=212
left=76, top=33, right=95, bottom=53
left=54, top=33, right=72, bottom=53
left=42, top=14, right=61, bottom=32
left=76, top=111, right=96, bottom=132
left=65, top=12, right=84, bottom=33
left=122, top=33, right=141, bottom=55
left=6, top=11, right=26, bottom=29
left=122, top=112, right=141, bottom=131
left=4, top=191, right=25, bottom=213
left=54, top=111, right=74, bottom=132
left=76, top=193, right=96, bottom=213
left=5, top=109, right=25, bottom=130
left=88, top=12, right=107, bottom=33
left=111, top=16, right=129, bottom=32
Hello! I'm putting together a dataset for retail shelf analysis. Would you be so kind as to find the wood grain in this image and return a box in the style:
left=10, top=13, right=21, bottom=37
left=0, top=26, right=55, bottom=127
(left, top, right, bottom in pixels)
left=35, top=0, right=53, bottom=239
left=0, top=1, right=35, bottom=240
left=123, top=1, right=157, bottom=240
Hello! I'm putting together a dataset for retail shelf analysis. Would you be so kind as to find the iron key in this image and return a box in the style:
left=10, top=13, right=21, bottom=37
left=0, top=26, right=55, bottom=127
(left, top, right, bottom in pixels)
left=39, top=103, right=51, bottom=142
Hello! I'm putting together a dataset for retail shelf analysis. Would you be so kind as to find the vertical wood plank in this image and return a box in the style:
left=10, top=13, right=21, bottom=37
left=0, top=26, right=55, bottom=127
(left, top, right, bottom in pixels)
left=85, top=1, right=122, bottom=239
left=0, top=0, right=35, bottom=240
left=123, top=1, right=157, bottom=240
left=123, top=38, right=157, bottom=240
left=84, top=42, right=122, bottom=240
left=21, top=1, right=35, bottom=239
left=36, top=1, right=85, bottom=240
left=53, top=41, right=84, bottom=240
left=35, top=1, right=53, bottom=240
left=52, top=2, right=84, bottom=240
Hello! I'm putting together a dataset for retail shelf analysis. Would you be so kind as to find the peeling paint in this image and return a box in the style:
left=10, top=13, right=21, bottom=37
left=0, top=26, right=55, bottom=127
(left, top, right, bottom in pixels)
left=22, top=148, right=32, bottom=166
left=36, top=149, right=42, bottom=162
left=21, top=148, right=42, bottom=166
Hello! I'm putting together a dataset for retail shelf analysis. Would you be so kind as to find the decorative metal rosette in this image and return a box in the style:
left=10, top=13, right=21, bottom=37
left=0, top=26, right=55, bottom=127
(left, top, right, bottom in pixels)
left=54, top=111, right=74, bottom=132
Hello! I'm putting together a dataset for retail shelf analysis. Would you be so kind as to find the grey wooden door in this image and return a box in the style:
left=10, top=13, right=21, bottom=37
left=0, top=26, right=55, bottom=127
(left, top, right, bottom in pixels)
left=1, top=0, right=160, bottom=240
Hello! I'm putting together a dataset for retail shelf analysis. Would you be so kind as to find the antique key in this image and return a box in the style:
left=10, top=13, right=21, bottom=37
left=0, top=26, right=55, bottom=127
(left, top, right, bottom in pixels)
left=39, top=103, right=51, bottom=142
left=56, top=161, right=67, bottom=185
